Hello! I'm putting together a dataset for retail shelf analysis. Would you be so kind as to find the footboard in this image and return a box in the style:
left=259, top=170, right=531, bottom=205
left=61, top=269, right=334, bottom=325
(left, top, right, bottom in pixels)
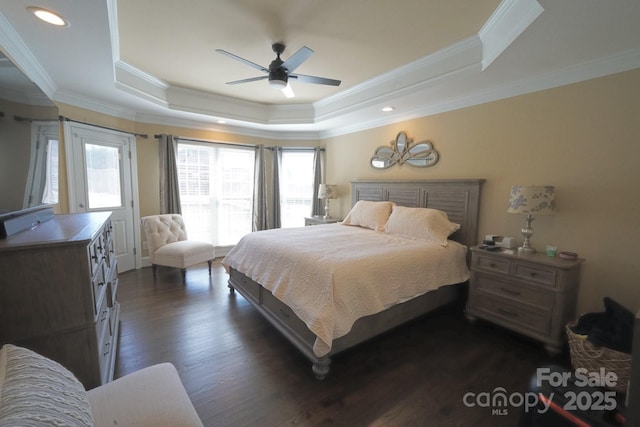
left=228, top=267, right=464, bottom=379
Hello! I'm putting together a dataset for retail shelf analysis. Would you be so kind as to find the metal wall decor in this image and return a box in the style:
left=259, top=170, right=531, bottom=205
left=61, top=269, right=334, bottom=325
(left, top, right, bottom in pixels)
left=370, top=131, right=439, bottom=169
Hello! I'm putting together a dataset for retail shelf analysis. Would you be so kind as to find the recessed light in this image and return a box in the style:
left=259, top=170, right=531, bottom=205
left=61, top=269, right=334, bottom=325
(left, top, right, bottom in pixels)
left=382, top=106, right=395, bottom=112
left=217, top=120, right=227, bottom=125
left=28, top=7, right=69, bottom=27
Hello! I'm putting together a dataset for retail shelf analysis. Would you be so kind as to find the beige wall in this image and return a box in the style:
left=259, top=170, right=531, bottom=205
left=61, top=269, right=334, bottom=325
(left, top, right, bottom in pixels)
left=323, top=68, right=640, bottom=315
left=56, top=68, right=639, bottom=315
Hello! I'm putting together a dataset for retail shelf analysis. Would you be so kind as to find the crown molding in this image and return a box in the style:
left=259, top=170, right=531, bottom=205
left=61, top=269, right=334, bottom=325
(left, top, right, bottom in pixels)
left=0, top=12, right=57, bottom=99
left=54, top=89, right=139, bottom=121
left=4, top=0, right=638, bottom=143
left=108, top=0, right=542, bottom=131
left=479, top=0, right=544, bottom=70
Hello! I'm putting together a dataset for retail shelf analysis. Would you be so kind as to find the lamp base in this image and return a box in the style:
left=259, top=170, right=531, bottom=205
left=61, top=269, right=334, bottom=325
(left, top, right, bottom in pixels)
left=323, top=199, right=331, bottom=220
left=518, top=213, right=536, bottom=254
left=518, top=246, right=536, bottom=255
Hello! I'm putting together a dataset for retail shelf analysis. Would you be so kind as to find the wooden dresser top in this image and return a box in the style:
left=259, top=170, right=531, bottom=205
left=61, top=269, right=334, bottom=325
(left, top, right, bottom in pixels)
left=0, top=212, right=111, bottom=251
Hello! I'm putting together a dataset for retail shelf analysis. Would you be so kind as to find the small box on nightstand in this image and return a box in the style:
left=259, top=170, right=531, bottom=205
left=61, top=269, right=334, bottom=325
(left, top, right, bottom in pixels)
left=304, top=216, right=340, bottom=226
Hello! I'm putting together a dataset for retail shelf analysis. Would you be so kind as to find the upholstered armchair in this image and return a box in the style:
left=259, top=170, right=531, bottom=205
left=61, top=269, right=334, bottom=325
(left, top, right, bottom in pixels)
left=141, top=214, right=215, bottom=282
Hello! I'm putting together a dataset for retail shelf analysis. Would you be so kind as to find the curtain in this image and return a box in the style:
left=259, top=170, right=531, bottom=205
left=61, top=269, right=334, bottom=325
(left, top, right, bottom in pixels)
left=253, top=145, right=267, bottom=231
left=253, top=145, right=281, bottom=231
left=311, top=146, right=324, bottom=216
left=158, top=134, right=182, bottom=214
left=272, top=147, right=282, bottom=229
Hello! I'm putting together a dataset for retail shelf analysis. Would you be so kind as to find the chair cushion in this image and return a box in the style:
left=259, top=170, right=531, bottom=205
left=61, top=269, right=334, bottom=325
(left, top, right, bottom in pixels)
left=0, top=344, right=95, bottom=426
left=153, top=240, right=215, bottom=269
left=87, top=363, right=203, bottom=427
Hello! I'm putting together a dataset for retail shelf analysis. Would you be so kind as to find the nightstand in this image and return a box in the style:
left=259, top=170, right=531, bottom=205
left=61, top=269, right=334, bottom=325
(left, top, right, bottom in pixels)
left=304, top=216, right=340, bottom=226
left=465, top=246, right=583, bottom=355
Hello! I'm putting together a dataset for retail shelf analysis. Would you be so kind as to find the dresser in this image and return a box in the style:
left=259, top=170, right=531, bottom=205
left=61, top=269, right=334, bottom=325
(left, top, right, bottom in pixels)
left=0, top=212, right=119, bottom=389
left=465, top=246, right=583, bottom=354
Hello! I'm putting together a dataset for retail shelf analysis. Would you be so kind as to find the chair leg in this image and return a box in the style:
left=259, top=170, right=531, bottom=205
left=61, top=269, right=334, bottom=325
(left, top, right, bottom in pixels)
left=152, top=264, right=157, bottom=280
left=207, top=260, right=212, bottom=276
left=181, top=268, right=186, bottom=284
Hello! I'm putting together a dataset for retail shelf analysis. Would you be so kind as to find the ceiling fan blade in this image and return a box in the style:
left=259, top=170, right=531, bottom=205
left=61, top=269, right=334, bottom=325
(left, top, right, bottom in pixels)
left=281, top=46, right=314, bottom=73
left=290, top=73, right=341, bottom=86
left=225, top=75, right=269, bottom=85
left=215, top=49, right=269, bottom=73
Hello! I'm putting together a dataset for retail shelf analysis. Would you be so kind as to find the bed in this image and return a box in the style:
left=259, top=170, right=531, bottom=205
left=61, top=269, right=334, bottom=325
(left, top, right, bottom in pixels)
left=223, top=179, right=484, bottom=379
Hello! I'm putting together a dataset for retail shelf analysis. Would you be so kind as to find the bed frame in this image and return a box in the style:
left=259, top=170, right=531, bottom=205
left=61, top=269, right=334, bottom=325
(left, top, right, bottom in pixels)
left=227, top=179, right=484, bottom=379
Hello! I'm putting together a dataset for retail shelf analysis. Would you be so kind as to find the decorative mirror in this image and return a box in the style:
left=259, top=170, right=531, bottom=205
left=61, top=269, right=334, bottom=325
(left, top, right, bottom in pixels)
left=371, top=131, right=439, bottom=169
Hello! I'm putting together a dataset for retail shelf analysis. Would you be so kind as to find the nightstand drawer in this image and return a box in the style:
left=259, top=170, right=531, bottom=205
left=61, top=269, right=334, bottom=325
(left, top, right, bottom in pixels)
left=474, top=254, right=510, bottom=274
left=472, top=292, right=551, bottom=336
left=474, top=275, right=553, bottom=310
left=513, top=263, right=557, bottom=287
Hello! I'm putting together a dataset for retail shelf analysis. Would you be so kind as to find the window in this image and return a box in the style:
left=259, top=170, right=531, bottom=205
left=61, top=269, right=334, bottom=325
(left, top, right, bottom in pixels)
left=280, top=150, right=316, bottom=228
left=176, top=142, right=254, bottom=246
left=84, top=143, right=122, bottom=209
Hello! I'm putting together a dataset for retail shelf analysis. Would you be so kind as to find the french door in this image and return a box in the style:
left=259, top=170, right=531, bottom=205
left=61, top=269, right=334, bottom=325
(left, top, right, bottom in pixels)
left=64, top=122, right=140, bottom=272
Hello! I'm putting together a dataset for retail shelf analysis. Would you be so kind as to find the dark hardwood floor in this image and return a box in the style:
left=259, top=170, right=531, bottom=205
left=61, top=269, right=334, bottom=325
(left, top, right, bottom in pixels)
left=115, top=260, right=566, bottom=427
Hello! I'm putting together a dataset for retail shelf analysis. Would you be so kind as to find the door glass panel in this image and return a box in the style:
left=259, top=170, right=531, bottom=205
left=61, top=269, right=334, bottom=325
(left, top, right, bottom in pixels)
left=85, top=143, right=122, bottom=209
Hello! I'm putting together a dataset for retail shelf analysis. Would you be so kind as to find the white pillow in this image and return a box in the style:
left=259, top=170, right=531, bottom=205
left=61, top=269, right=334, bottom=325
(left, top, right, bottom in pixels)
left=341, top=200, right=394, bottom=231
left=0, top=344, right=95, bottom=426
left=384, top=205, right=460, bottom=246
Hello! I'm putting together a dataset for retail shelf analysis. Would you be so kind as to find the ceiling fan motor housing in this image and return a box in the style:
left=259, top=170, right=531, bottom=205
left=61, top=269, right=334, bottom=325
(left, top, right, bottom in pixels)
left=269, top=67, right=288, bottom=88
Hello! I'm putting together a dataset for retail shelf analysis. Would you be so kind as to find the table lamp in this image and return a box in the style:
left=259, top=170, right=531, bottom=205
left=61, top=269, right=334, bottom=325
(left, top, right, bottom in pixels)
left=318, top=184, right=338, bottom=219
left=507, top=185, right=555, bottom=254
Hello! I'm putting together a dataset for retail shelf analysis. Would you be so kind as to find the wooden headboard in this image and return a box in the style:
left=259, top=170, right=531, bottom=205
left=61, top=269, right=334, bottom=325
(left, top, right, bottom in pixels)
left=351, top=179, right=484, bottom=249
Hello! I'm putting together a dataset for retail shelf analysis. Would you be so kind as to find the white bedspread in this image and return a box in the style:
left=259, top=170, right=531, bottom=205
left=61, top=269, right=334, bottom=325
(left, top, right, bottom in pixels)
left=222, top=223, right=469, bottom=357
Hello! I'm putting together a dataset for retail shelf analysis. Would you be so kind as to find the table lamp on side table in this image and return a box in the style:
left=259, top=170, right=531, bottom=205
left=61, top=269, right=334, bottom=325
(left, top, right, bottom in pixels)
left=507, top=185, right=555, bottom=254
left=318, top=184, right=338, bottom=219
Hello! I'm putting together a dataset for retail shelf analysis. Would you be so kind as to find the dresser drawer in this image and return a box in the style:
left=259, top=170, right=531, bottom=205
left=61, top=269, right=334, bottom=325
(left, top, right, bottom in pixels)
left=92, top=261, right=107, bottom=314
left=474, top=274, right=553, bottom=310
left=262, top=290, right=315, bottom=342
left=513, top=262, right=557, bottom=288
left=474, top=254, right=511, bottom=275
left=95, top=296, right=110, bottom=340
left=96, top=297, right=112, bottom=375
left=230, top=269, right=261, bottom=303
left=471, top=292, right=551, bottom=336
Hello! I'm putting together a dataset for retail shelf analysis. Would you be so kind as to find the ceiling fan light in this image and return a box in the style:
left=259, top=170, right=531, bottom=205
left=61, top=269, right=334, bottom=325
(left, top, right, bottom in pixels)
left=269, top=68, right=288, bottom=89
left=282, top=84, right=295, bottom=98
left=269, top=79, right=287, bottom=89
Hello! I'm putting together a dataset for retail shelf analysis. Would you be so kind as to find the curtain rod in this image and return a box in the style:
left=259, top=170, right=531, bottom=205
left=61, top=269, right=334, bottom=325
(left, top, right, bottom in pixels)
left=156, top=135, right=323, bottom=151
left=14, top=115, right=59, bottom=123
left=60, top=116, right=148, bottom=138
left=168, top=135, right=255, bottom=149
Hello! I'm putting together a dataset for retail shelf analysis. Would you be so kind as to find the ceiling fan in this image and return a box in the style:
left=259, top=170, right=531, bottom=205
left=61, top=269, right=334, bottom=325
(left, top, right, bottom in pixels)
left=215, top=43, right=341, bottom=97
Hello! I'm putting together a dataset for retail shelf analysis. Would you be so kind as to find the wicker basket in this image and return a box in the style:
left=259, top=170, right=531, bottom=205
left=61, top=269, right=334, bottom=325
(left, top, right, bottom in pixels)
left=566, top=322, right=631, bottom=393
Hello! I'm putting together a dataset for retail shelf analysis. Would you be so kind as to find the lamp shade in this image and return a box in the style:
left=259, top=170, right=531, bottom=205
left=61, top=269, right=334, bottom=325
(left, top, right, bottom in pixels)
left=318, top=184, right=338, bottom=199
left=507, top=185, right=556, bottom=215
